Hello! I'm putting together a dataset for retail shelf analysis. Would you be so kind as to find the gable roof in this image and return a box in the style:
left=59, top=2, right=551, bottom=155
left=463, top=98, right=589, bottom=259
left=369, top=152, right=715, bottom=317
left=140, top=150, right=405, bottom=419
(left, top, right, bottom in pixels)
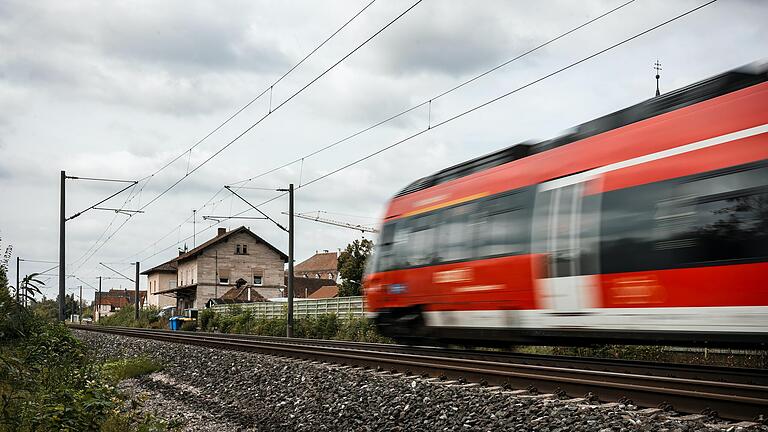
left=177, top=226, right=288, bottom=263
left=307, top=285, right=339, bottom=299
left=289, top=276, right=337, bottom=298
left=140, top=258, right=178, bottom=275
left=220, top=286, right=268, bottom=302
left=295, top=251, right=338, bottom=273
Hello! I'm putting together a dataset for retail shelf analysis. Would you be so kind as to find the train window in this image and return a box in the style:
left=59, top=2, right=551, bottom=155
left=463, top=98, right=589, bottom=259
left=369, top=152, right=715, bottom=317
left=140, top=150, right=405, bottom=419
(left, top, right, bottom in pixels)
left=436, top=203, right=475, bottom=262
left=408, top=214, right=437, bottom=266
left=531, top=189, right=554, bottom=255
left=656, top=164, right=768, bottom=264
left=602, top=161, right=768, bottom=274
left=579, top=190, right=601, bottom=275
left=391, top=220, right=412, bottom=269
left=600, top=182, right=666, bottom=274
left=476, top=191, right=532, bottom=257
left=376, top=222, right=398, bottom=272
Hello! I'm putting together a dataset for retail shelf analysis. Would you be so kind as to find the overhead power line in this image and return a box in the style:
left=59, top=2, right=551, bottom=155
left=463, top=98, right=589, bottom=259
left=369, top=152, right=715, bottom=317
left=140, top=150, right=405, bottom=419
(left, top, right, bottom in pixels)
left=135, top=0, right=378, bottom=186
left=298, top=0, right=719, bottom=190
left=121, top=0, right=637, bottom=264
left=137, top=0, right=423, bottom=213
left=72, top=0, right=415, bottom=276
left=175, top=0, right=721, bottom=257
left=71, top=1, right=379, bottom=272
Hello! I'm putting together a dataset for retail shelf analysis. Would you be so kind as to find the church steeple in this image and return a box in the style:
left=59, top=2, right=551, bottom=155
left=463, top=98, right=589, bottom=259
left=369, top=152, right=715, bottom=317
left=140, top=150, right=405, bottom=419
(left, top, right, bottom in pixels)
left=654, top=60, right=662, bottom=97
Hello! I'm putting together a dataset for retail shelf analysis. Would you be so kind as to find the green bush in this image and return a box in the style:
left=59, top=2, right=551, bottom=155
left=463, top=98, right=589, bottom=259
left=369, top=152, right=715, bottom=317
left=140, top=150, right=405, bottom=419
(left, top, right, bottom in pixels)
left=180, top=321, right=196, bottom=332
left=194, top=308, right=389, bottom=343
left=198, top=309, right=214, bottom=331
left=97, top=305, right=166, bottom=329
left=102, top=357, right=162, bottom=382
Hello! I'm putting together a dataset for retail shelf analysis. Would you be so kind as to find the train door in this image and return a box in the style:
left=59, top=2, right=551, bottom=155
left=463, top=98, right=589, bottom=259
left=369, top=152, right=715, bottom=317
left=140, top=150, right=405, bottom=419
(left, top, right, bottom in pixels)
left=532, top=177, right=600, bottom=312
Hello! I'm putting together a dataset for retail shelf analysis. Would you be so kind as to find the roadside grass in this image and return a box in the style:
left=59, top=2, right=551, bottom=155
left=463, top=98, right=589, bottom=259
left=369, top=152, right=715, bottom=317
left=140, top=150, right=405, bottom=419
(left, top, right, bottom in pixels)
left=102, top=356, right=163, bottom=382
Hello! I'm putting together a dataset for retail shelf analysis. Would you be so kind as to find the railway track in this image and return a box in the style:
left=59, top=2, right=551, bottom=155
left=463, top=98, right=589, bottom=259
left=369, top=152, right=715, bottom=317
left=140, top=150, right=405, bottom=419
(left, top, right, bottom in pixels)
left=72, top=325, right=768, bottom=422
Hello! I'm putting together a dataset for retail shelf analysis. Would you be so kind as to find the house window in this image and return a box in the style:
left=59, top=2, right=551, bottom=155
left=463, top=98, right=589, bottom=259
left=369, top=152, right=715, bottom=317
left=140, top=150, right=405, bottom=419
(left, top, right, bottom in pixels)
left=253, top=275, right=263, bottom=286
left=242, top=244, right=248, bottom=254
left=219, top=277, right=229, bottom=284
left=236, top=244, right=242, bottom=254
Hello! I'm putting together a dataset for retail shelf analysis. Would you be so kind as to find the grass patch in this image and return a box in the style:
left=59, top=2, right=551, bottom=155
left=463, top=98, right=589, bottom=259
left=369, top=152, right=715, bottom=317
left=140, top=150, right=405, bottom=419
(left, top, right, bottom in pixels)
left=103, top=356, right=163, bottom=382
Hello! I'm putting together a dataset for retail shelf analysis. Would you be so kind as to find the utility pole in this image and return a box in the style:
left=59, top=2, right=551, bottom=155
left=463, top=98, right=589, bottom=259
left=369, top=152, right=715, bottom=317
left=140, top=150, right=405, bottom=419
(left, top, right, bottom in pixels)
left=15, top=256, right=19, bottom=303
left=287, top=183, right=295, bottom=338
left=223, top=184, right=293, bottom=336
left=214, top=250, right=218, bottom=299
left=134, top=262, right=140, bottom=319
left=59, top=170, right=66, bottom=321
left=193, top=209, right=196, bottom=248
left=79, top=285, right=82, bottom=323
left=97, top=276, right=102, bottom=322
left=57, top=171, right=137, bottom=321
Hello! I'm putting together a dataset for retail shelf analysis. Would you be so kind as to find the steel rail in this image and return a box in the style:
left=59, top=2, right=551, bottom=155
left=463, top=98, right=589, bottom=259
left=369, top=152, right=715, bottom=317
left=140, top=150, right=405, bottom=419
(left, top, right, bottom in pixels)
left=72, top=325, right=768, bottom=421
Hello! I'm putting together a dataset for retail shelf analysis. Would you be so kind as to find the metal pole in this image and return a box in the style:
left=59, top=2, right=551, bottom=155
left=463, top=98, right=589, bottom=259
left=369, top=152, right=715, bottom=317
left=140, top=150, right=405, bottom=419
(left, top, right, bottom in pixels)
left=215, top=250, right=218, bottom=299
left=287, top=183, right=294, bottom=337
left=15, top=256, right=19, bottom=303
left=193, top=209, right=196, bottom=248
left=58, top=170, right=66, bottom=321
left=98, top=276, right=102, bottom=322
left=79, top=285, right=82, bottom=323
left=134, top=262, right=140, bottom=319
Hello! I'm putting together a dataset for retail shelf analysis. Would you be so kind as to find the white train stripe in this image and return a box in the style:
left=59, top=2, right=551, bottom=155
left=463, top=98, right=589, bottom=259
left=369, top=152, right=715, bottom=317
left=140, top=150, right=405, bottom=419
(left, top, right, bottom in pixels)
left=423, top=306, right=768, bottom=333
left=538, top=123, right=768, bottom=191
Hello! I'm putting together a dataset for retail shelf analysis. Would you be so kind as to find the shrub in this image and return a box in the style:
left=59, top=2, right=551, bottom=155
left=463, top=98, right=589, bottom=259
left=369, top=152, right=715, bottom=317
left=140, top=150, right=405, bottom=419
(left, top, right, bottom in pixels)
left=98, top=305, right=166, bottom=329
left=193, top=308, right=389, bottom=343
left=102, top=356, right=162, bottom=382
left=180, top=321, right=197, bottom=332
left=199, top=309, right=215, bottom=331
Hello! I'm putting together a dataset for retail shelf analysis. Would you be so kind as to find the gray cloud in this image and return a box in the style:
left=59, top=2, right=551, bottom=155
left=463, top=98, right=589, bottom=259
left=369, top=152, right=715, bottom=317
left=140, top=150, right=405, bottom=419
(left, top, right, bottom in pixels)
left=1, top=0, right=766, bottom=299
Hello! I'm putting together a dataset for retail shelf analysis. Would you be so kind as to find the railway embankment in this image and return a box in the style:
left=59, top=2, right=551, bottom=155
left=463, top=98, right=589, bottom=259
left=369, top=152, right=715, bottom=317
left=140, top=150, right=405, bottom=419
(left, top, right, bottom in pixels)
left=75, top=329, right=767, bottom=431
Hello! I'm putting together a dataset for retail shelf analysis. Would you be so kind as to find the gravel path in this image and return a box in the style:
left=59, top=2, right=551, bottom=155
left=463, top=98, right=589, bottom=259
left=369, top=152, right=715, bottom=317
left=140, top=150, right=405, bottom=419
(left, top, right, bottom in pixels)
left=75, top=330, right=766, bottom=432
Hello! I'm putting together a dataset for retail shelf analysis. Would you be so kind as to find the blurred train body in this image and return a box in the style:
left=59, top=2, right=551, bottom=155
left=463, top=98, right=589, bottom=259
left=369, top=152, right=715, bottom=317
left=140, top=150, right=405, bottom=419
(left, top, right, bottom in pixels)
left=364, top=62, right=768, bottom=347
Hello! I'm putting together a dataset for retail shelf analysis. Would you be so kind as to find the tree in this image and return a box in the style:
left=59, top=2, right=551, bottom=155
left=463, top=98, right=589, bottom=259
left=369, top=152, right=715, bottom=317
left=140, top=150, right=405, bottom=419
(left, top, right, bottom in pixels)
left=18, top=273, right=44, bottom=305
left=337, top=239, right=373, bottom=297
left=0, top=234, right=11, bottom=292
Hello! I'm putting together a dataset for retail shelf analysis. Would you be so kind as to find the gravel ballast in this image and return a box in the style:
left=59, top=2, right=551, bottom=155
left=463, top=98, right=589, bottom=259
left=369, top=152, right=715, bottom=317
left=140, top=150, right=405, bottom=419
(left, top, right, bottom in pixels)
left=75, top=330, right=766, bottom=432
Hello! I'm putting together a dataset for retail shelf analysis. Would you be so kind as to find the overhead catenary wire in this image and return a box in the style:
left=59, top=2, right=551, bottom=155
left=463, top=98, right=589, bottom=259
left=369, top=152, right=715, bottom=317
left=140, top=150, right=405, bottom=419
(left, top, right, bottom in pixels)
left=134, top=0, right=378, bottom=185
left=139, top=0, right=719, bottom=262
left=227, top=0, right=639, bottom=188
left=71, top=0, right=404, bottom=275
left=298, top=0, right=719, bottom=190
left=121, top=0, right=639, bottom=264
left=136, top=0, right=423, bottom=213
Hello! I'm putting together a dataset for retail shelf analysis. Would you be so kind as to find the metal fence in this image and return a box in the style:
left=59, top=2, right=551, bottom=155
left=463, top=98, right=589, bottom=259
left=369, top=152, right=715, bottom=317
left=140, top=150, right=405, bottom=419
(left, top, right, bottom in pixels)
left=210, top=296, right=366, bottom=319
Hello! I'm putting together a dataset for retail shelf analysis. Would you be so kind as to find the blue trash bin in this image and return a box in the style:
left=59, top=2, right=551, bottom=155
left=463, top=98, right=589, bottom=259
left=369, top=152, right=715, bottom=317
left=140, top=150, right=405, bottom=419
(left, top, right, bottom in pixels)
left=169, top=316, right=182, bottom=331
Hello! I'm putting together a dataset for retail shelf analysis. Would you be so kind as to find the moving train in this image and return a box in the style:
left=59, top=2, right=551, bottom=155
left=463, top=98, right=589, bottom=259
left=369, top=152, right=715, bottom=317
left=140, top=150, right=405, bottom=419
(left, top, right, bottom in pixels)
left=363, top=61, right=768, bottom=347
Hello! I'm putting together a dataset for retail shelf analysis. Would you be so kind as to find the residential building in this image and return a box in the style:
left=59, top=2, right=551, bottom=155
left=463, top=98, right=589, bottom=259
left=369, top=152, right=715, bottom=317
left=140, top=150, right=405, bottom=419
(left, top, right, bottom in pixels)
left=291, top=276, right=336, bottom=298
left=94, top=289, right=147, bottom=321
left=295, top=250, right=339, bottom=281
left=307, top=285, right=339, bottom=299
left=141, top=259, right=177, bottom=308
left=153, top=226, right=288, bottom=309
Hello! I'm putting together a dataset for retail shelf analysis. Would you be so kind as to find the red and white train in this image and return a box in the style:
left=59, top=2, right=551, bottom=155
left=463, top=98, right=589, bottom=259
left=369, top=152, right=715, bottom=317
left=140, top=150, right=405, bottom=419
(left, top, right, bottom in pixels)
left=363, top=62, right=768, bottom=347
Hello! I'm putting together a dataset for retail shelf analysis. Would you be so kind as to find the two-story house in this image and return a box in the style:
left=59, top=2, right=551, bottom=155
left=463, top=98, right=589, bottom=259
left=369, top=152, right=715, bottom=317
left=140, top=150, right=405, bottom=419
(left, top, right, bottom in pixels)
left=142, top=260, right=178, bottom=308
left=150, top=226, right=288, bottom=309
left=295, top=250, right=339, bottom=281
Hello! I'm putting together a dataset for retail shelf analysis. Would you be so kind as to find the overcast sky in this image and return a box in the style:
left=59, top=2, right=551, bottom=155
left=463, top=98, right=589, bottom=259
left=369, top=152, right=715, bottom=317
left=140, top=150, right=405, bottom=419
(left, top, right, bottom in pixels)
left=1, top=0, right=765, bottom=301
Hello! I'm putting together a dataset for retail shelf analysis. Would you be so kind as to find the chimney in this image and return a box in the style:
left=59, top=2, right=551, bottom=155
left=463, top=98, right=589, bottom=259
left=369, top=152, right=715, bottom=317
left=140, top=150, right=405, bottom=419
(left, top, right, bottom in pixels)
left=218, top=227, right=226, bottom=236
